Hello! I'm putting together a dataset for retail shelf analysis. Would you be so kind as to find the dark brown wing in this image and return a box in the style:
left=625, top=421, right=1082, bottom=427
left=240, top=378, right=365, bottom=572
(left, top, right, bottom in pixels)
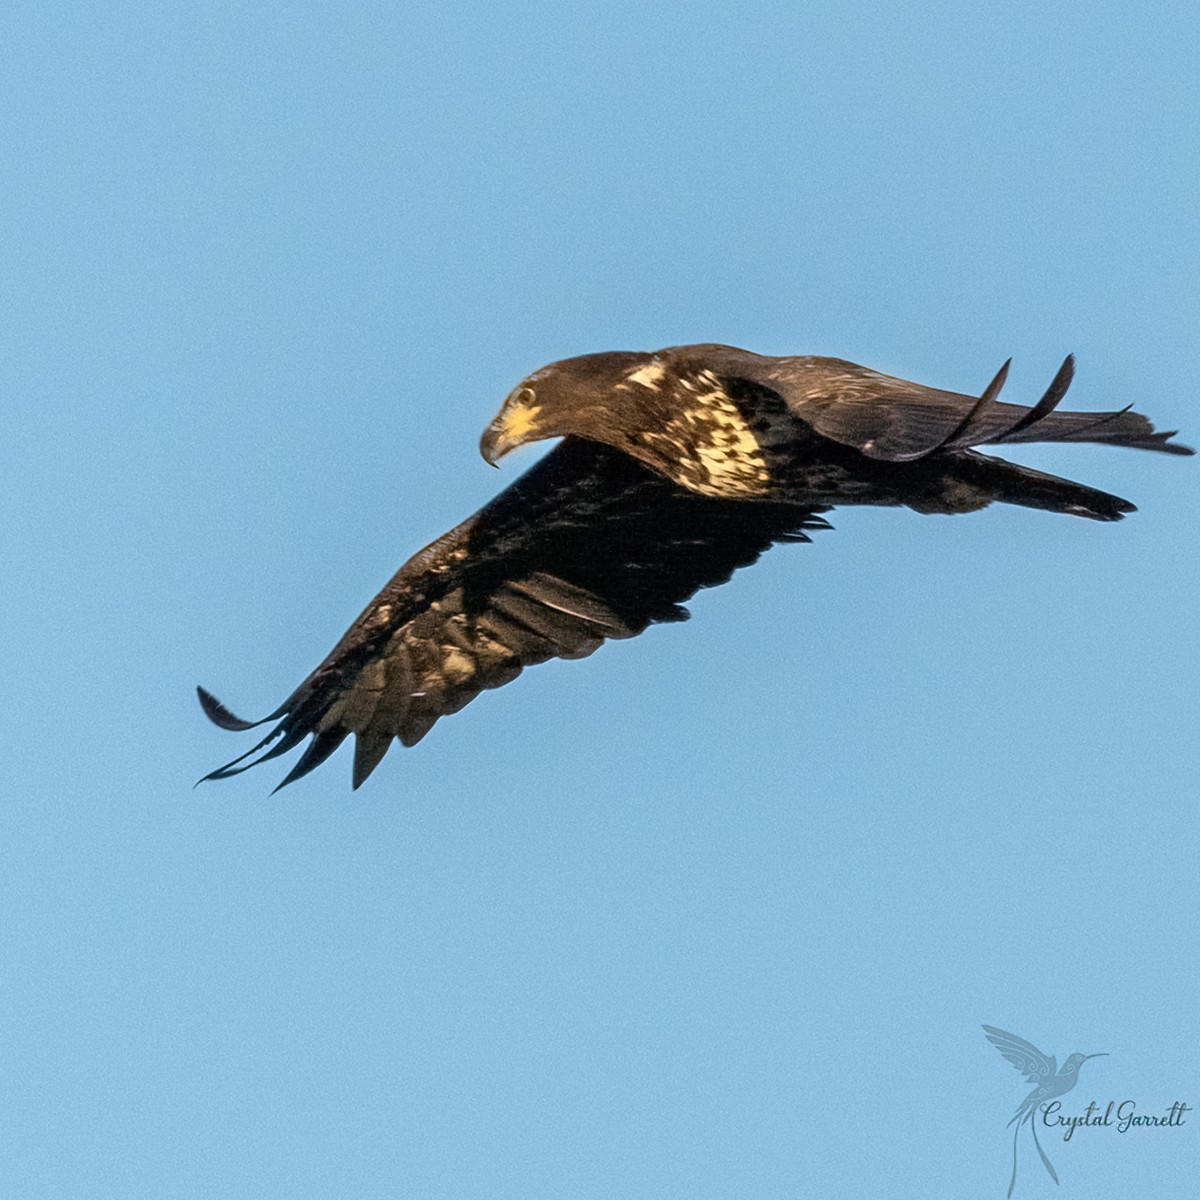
left=677, top=345, right=1193, bottom=461
left=198, top=437, right=830, bottom=790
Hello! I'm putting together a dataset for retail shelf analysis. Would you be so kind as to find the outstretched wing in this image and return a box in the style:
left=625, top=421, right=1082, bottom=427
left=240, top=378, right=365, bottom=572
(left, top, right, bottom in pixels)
left=198, top=437, right=829, bottom=790
left=681, top=344, right=1192, bottom=462
left=983, top=1026, right=1056, bottom=1084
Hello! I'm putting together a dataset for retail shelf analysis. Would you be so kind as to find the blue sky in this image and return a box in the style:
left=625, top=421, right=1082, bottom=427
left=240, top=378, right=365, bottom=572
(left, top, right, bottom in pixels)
left=3, top=2, right=1197, bottom=1197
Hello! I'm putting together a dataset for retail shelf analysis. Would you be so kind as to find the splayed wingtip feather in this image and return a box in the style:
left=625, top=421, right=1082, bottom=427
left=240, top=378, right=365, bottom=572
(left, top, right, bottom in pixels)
left=196, top=685, right=263, bottom=731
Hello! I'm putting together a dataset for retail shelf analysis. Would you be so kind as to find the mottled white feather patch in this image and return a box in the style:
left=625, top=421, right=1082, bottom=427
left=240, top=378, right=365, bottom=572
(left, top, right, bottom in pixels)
left=626, top=361, right=667, bottom=390
left=638, top=374, right=773, bottom=497
left=689, top=387, right=770, bottom=494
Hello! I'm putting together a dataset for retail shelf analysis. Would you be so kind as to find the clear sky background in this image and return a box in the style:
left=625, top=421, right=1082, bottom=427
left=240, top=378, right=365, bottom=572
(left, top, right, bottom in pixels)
left=3, top=2, right=1197, bottom=1197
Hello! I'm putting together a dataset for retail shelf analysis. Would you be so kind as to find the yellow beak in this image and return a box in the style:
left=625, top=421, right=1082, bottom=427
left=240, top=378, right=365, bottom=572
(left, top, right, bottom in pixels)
left=479, top=396, right=542, bottom=466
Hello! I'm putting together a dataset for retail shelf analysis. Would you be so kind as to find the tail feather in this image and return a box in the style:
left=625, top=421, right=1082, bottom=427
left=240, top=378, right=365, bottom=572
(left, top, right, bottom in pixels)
left=991, top=405, right=1193, bottom=456
left=947, top=355, right=1194, bottom=457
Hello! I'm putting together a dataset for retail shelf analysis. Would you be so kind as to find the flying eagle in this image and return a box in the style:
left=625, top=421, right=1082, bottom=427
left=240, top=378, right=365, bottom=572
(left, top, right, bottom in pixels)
left=198, top=343, right=1191, bottom=790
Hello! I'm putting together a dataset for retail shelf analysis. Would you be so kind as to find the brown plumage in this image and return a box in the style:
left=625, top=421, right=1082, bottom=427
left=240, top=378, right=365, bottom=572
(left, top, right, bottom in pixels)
left=199, top=344, right=1191, bottom=789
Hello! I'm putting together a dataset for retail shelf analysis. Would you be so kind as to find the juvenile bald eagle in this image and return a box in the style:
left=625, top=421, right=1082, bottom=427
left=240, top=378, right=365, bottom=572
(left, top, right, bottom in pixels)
left=198, top=344, right=1191, bottom=789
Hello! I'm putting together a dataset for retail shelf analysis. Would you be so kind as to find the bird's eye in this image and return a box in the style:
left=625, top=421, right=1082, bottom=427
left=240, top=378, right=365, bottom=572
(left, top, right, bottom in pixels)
left=516, top=387, right=536, bottom=404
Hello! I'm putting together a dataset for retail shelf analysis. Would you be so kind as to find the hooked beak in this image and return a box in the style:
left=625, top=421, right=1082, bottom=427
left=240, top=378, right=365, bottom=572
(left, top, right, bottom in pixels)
left=479, top=421, right=514, bottom=468
left=479, top=389, right=543, bottom=467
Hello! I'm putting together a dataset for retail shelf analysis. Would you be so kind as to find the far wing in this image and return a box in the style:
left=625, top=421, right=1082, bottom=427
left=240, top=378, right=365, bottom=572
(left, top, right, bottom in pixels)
left=683, top=345, right=1188, bottom=461
left=198, top=437, right=829, bottom=790
left=982, top=1026, right=1056, bottom=1083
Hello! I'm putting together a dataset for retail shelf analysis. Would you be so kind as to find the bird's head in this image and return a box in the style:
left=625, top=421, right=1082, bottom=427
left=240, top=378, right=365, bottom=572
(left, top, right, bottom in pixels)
left=480, top=351, right=654, bottom=466
left=1064, top=1052, right=1108, bottom=1073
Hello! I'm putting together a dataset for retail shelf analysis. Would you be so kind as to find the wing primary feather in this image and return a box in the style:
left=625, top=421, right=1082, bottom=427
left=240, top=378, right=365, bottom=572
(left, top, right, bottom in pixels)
left=980, top=358, right=1013, bottom=402
left=997, top=354, right=1075, bottom=440
left=352, top=733, right=393, bottom=788
left=196, top=685, right=280, bottom=731
left=196, top=722, right=308, bottom=784
left=936, top=357, right=1011, bottom=449
left=270, top=729, right=350, bottom=793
